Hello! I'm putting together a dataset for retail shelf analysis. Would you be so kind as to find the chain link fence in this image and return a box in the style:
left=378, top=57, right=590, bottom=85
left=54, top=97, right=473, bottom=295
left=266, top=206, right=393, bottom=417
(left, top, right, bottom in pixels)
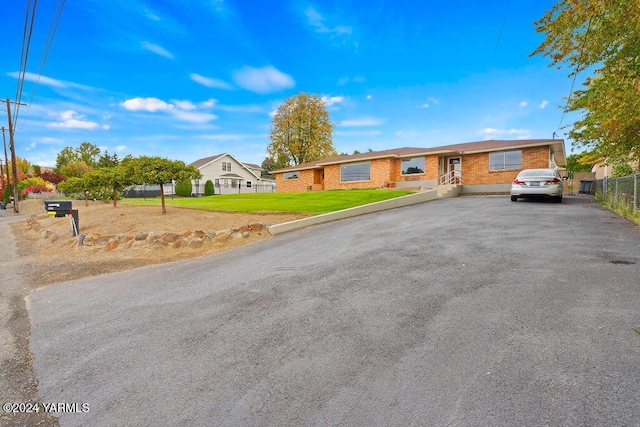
left=593, top=173, right=640, bottom=213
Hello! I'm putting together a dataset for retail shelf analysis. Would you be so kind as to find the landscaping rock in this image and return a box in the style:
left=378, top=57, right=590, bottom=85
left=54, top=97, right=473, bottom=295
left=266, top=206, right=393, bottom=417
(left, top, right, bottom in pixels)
left=189, top=239, right=204, bottom=249
left=242, top=231, right=250, bottom=239
left=205, top=230, right=216, bottom=239
left=95, top=235, right=114, bottom=246
left=216, top=234, right=229, bottom=243
left=238, top=225, right=250, bottom=233
left=104, top=239, right=119, bottom=251
left=249, top=223, right=263, bottom=232
left=161, top=232, right=180, bottom=243
left=172, top=239, right=185, bottom=249
left=193, top=230, right=206, bottom=238
left=180, top=230, right=192, bottom=237
left=120, top=234, right=135, bottom=244
left=229, top=231, right=242, bottom=240
left=135, top=232, right=148, bottom=241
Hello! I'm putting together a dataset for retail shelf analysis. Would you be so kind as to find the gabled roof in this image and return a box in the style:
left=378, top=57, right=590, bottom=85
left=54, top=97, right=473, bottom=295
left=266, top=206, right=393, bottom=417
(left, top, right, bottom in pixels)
left=189, top=153, right=262, bottom=180
left=272, top=139, right=566, bottom=173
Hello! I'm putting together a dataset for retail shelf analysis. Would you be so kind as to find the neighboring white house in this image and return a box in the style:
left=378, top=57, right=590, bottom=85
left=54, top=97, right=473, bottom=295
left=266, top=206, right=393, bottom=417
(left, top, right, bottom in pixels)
left=189, top=153, right=275, bottom=195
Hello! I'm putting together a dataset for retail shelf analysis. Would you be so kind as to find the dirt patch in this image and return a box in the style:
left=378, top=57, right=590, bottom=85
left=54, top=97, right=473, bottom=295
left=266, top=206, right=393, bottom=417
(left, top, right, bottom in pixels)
left=13, top=199, right=311, bottom=286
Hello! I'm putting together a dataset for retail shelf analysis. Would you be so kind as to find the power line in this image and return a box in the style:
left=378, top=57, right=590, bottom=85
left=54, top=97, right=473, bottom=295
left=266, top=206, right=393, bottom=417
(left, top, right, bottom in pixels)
left=493, top=0, right=511, bottom=58
left=13, top=0, right=39, bottom=131
left=28, top=0, right=67, bottom=108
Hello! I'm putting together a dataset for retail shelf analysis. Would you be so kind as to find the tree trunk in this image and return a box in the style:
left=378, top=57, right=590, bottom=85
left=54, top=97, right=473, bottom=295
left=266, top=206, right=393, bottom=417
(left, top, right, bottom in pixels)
left=112, top=188, right=117, bottom=207
left=160, top=183, right=166, bottom=214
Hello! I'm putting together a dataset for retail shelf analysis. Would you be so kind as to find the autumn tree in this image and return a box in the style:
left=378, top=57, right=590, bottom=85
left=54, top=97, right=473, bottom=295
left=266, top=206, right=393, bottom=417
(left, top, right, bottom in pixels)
left=83, top=167, right=133, bottom=207
left=268, top=92, right=337, bottom=166
left=121, top=156, right=201, bottom=214
left=532, top=1, right=640, bottom=161
left=55, top=142, right=102, bottom=171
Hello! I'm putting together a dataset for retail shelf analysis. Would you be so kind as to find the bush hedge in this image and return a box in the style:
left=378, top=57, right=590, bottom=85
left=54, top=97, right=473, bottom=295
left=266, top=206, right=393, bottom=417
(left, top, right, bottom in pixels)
left=204, top=180, right=214, bottom=196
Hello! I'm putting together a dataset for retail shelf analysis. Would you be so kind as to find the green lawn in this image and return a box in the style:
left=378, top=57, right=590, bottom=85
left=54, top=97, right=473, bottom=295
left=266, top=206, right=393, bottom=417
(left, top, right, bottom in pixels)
left=121, top=189, right=415, bottom=214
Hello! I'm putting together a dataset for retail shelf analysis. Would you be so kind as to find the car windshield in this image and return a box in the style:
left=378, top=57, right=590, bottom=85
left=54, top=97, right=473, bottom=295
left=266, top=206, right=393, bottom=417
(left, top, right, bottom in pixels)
left=519, top=169, right=554, bottom=177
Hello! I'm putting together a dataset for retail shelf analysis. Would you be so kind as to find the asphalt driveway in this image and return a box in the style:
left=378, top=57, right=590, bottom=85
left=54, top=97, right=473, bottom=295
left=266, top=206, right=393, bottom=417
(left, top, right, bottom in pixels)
left=26, top=196, right=640, bottom=426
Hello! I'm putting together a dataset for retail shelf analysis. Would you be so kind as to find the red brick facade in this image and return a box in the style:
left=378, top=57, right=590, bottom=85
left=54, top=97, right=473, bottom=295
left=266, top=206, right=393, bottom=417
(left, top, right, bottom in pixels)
left=275, top=144, right=556, bottom=192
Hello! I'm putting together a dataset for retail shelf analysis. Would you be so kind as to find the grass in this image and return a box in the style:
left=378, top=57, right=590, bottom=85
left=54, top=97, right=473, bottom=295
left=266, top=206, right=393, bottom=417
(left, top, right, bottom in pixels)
left=121, top=189, right=415, bottom=214
left=595, top=194, right=640, bottom=226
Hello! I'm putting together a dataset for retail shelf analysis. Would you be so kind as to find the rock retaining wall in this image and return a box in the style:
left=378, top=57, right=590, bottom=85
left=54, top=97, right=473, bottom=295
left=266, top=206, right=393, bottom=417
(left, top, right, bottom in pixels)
left=25, top=217, right=268, bottom=251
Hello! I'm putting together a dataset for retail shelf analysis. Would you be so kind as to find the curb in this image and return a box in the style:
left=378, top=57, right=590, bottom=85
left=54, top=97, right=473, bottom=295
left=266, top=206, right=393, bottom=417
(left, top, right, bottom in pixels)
left=267, top=190, right=438, bottom=235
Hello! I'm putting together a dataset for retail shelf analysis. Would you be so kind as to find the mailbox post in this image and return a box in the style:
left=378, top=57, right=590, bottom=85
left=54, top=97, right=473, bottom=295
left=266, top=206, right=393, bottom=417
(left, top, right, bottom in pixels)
left=44, top=200, right=79, bottom=236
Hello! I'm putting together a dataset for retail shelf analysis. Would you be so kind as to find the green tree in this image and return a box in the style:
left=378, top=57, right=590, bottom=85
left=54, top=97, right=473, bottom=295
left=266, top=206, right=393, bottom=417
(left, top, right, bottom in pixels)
left=175, top=179, right=193, bottom=197
left=204, top=179, right=214, bottom=196
left=57, top=177, right=86, bottom=195
left=55, top=141, right=103, bottom=172
left=121, top=156, right=202, bottom=214
left=565, top=153, right=594, bottom=173
left=268, top=92, right=337, bottom=167
left=83, top=166, right=134, bottom=207
left=97, top=150, right=120, bottom=168
left=60, top=160, right=92, bottom=178
left=532, top=1, right=640, bottom=161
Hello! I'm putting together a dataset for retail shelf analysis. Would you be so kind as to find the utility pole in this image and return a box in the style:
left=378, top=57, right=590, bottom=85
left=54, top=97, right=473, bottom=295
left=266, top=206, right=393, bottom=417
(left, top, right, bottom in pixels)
left=5, top=99, right=28, bottom=213
left=1, top=128, right=9, bottom=196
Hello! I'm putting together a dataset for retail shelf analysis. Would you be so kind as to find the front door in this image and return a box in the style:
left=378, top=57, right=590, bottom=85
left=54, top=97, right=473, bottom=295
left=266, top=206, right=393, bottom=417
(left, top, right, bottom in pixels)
left=448, top=157, right=461, bottom=182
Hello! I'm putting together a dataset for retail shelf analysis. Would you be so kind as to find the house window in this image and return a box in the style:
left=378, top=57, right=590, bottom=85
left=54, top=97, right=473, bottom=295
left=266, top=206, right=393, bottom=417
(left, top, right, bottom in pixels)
left=402, top=157, right=425, bottom=175
left=214, top=178, right=219, bottom=187
left=231, top=179, right=237, bottom=188
left=246, top=181, right=252, bottom=188
left=489, top=150, right=522, bottom=171
left=341, top=162, right=371, bottom=182
left=224, top=179, right=229, bottom=188
left=222, top=162, right=227, bottom=171
left=227, top=162, right=231, bottom=171
left=284, top=171, right=300, bottom=180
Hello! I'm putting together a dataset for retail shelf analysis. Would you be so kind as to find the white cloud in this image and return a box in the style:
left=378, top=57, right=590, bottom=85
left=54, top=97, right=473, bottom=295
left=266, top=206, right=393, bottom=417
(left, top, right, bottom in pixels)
left=305, top=5, right=352, bottom=36
left=421, top=97, right=440, bottom=108
left=366, top=95, right=372, bottom=100
left=519, top=101, right=528, bottom=107
left=141, top=42, right=174, bottom=59
left=232, top=65, right=295, bottom=94
left=339, top=117, right=385, bottom=127
left=199, top=98, right=217, bottom=108
left=6, top=71, right=92, bottom=90
left=322, top=96, right=344, bottom=107
left=121, top=97, right=218, bottom=123
left=145, top=9, right=160, bottom=21
left=116, top=145, right=127, bottom=152
left=174, top=100, right=197, bottom=110
left=539, top=100, right=549, bottom=109
left=47, top=110, right=100, bottom=129
left=190, top=73, right=234, bottom=90
left=478, top=128, right=531, bottom=139
left=171, top=109, right=218, bottom=123
left=121, top=97, right=174, bottom=112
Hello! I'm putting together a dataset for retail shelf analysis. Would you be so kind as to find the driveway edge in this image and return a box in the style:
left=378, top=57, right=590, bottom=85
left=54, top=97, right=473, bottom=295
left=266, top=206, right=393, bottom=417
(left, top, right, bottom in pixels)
left=267, top=190, right=438, bottom=235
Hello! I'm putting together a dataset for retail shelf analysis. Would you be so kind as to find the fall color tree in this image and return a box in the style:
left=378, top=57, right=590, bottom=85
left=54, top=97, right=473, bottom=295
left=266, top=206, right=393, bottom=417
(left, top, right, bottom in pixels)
left=268, top=92, right=337, bottom=167
left=532, top=0, right=640, bottom=161
left=120, top=156, right=201, bottom=214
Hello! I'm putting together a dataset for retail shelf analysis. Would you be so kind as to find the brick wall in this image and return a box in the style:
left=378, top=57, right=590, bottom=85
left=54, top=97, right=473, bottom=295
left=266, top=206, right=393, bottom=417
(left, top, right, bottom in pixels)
left=462, top=146, right=551, bottom=185
left=323, top=159, right=396, bottom=190
left=275, top=169, right=315, bottom=192
left=393, top=156, right=439, bottom=183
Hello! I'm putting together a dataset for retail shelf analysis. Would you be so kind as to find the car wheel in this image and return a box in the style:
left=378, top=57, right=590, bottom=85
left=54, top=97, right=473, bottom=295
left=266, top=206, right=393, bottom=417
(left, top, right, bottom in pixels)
left=554, top=196, right=562, bottom=203
left=510, top=195, right=517, bottom=202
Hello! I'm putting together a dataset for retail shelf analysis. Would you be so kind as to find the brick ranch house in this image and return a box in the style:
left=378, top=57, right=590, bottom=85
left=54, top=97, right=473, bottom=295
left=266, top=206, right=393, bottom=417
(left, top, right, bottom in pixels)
left=271, top=139, right=567, bottom=194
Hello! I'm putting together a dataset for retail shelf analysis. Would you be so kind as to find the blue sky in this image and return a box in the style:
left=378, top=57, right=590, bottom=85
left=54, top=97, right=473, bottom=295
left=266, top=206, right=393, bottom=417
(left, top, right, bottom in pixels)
left=0, top=0, right=579, bottom=168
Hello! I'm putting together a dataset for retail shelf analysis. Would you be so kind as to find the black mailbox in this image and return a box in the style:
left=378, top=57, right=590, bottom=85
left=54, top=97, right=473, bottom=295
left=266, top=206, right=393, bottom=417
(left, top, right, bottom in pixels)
left=44, top=200, right=79, bottom=236
left=45, top=200, right=73, bottom=217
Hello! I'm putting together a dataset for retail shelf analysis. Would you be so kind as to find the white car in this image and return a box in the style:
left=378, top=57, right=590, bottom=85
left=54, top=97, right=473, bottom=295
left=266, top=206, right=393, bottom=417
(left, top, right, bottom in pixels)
left=510, top=168, right=563, bottom=203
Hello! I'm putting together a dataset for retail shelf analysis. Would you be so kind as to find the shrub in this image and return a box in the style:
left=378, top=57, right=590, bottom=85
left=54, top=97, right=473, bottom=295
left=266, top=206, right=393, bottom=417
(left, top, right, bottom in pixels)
left=204, top=179, right=214, bottom=196
left=175, top=179, right=192, bottom=197
left=18, top=176, right=52, bottom=194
